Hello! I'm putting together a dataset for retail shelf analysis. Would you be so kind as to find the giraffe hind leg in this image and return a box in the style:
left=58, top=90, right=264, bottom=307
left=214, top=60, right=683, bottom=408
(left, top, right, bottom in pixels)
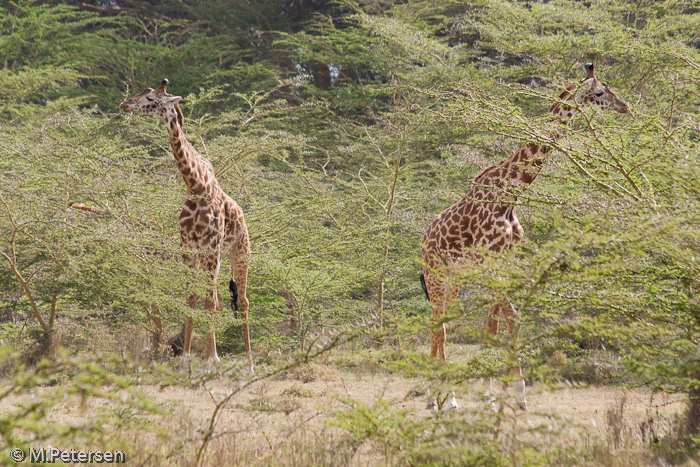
left=231, top=242, right=252, bottom=372
left=199, top=252, right=222, bottom=374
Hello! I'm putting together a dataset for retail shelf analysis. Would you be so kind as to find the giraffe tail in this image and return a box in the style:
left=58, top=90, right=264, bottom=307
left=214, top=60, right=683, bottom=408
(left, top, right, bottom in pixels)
left=229, top=279, right=239, bottom=314
left=420, top=273, right=430, bottom=301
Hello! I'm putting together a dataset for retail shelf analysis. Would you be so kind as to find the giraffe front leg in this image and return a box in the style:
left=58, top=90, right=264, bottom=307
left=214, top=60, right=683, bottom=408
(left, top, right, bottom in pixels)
left=422, top=270, right=458, bottom=410
left=501, top=301, right=527, bottom=410
left=200, top=291, right=222, bottom=364
left=183, top=317, right=194, bottom=356
left=430, top=321, right=447, bottom=361
left=483, top=303, right=500, bottom=411
left=181, top=253, right=197, bottom=367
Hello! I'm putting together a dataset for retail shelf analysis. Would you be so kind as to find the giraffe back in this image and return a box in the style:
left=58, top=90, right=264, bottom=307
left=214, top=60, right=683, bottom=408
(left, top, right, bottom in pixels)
left=421, top=189, right=523, bottom=268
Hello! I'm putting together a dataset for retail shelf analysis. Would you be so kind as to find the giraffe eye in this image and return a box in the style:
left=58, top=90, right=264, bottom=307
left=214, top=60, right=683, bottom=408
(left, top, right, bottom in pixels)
left=146, top=97, right=154, bottom=102
left=595, top=91, right=604, bottom=97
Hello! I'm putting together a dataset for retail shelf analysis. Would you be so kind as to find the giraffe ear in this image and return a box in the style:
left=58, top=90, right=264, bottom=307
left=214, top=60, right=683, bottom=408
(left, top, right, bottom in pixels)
left=164, top=96, right=182, bottom=104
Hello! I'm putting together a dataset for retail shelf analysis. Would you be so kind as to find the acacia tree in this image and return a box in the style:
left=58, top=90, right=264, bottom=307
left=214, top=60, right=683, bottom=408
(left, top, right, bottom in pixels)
left=280, top=0, right=700, bottom=461
left=3, top=0, right=700, bottom=463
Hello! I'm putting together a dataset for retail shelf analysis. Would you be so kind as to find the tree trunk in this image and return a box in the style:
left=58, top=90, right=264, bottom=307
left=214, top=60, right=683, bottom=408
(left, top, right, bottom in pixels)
left=687, top=371, right=700, bottom=437
left=44, top=295, right=58, bottom=359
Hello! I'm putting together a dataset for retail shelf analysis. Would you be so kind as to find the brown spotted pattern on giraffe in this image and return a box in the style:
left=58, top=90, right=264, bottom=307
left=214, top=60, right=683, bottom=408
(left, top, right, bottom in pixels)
left=419, top=65, right=630, bottom=376
left=520, top=167, right=537, bottom=185
left=511, top=147, right=528, bottom=163
left=120, top=79, right=254, bottom=364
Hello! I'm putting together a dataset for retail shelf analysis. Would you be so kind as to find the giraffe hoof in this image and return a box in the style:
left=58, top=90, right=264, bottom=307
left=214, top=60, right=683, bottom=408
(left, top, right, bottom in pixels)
left=519, top=402, right=528, bottom=411
left=179, top=354, right=192, bottom=373
left=199, top=360, right=217, bottom=375
left=426, top=398, right=438, bottom=411
left=446, top=394, right=459, bottom=411
left=487, top=396, right=497, bottom=412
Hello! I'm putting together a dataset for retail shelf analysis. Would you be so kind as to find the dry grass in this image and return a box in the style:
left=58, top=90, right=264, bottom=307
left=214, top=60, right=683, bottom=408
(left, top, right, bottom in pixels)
left=135, top=378, right=686, bottom=466
left=0, top=343, right=692, bottom=466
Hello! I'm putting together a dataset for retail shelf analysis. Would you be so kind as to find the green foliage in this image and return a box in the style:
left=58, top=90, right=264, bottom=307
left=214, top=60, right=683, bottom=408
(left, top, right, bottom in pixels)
left=2, top=0, right=700, bottom=463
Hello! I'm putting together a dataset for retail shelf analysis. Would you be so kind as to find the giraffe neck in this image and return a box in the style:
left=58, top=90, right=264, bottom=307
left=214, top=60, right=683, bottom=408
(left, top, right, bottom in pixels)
left=163, top=105, right=206, bottom=196
left=472, top=100, right=577, bottom=202
left=504, top=98, right=577, bottom=185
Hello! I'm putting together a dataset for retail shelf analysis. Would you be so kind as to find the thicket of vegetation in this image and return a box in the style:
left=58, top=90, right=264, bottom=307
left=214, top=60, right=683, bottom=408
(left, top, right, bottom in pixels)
left=1, top=0, right=700, bottom=465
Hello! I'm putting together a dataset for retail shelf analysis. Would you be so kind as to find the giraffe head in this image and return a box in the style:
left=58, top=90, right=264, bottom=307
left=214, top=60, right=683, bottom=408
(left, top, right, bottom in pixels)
left=577, top=63, right=629, bottom=113
left=551, top=63, right=629, bottom=117
left=119, top=79, right=184, bottom=126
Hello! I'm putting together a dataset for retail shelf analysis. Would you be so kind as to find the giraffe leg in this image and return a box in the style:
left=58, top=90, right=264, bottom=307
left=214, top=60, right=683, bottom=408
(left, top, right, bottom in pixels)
left=200, top=292, right=222, bottom=364
left=445, top=392, right=459, bottom=411
left=483, top=303, right=501, bottom=411
left=437, top=281, right=458, bottom=361
left=202, top=334, right=217, bottom=372
left=422, top=268, right=458, bottom=410
left=180, top=316, right=195, bottom=374
left=501, top=301, right=527, bottom=410
left=182, top=253, right=197, bottom=363
left=200, top=252, right=221, bottom=374
left=422, top=272, right=456, bottom=362
left=210, top=291, right=222, bottom=363
left=231, top=241, right=252, bottom=372
left=430, top=320, right=447, bottom=361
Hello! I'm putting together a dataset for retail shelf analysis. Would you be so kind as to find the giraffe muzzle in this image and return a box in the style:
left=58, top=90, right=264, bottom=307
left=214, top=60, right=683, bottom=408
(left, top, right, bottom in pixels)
left=617, top=101, right=630, bottom=113
left=119, top=101, right=135, bottom=112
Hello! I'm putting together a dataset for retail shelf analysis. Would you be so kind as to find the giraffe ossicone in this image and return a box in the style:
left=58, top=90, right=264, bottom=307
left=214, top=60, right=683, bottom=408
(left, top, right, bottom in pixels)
left=120, top=78, right=253, bottom=373
left=420, top=63, right=629, bottom=411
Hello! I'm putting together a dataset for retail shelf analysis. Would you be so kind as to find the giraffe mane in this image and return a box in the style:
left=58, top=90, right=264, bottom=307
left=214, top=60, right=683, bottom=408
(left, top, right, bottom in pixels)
left=549, top=83, right=577, bottom=113
left=558, top=83, right=577, bottom=98
left=174, top=102, right=184, bottom=127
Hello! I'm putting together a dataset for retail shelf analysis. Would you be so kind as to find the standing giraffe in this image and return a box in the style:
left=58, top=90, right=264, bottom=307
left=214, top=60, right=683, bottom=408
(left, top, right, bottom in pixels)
left=120, top=79, right=252, bottom=372
left=420, top=64, right=629, bottom=410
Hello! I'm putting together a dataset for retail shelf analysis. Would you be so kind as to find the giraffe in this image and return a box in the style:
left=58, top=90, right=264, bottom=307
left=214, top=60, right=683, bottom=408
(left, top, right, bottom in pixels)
left=420, top=64, right=629, bottom=410
left=119, top=79, right=252, bottom=372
